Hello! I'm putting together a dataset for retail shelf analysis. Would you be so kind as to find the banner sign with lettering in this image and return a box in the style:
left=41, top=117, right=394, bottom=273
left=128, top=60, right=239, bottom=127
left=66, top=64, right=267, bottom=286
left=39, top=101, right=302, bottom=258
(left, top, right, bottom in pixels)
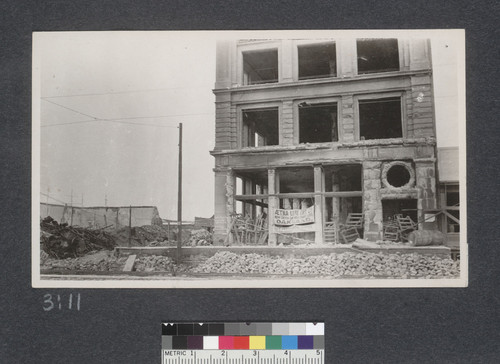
left=274, top=206, right=315, bottom=226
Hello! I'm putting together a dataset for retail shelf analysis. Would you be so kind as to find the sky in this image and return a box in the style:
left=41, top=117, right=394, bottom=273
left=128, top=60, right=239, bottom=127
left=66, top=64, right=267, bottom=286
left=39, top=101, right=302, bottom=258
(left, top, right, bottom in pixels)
left=34, top=30, right=463, bottom=221
left=36, top=32, right=217, bottom=220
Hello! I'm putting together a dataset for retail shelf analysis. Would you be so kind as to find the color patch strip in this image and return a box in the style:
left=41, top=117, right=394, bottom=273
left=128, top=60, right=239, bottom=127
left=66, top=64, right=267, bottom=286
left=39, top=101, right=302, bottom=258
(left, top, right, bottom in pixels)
left=234, top=336, right=249, bottom=349
left=203, top=336, right=218, bottom=349
left=266, top=335, right=282, bottom=349
left=162, top=335, right=324, bottom=350
left=281, top=336, right=298, bottom=349
left=249, top=336, right=266, bottom=349
left=219, top=336, right=234, bottom=349
left=298, top=335, right=314, bottom=349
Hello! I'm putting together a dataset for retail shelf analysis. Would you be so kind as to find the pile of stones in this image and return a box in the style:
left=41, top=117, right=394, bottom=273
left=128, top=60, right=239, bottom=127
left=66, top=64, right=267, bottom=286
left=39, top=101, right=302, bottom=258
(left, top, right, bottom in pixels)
left=191, top=251, right=460, bottom=279
left=134, top=255, right=175, bottom=272
left=41, top=253, right=127, bottom=272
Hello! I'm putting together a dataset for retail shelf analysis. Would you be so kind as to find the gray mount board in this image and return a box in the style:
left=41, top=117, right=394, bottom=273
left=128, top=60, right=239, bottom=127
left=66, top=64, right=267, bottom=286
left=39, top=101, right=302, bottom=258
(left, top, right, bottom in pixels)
left=1, top=0, right=499, bottom=363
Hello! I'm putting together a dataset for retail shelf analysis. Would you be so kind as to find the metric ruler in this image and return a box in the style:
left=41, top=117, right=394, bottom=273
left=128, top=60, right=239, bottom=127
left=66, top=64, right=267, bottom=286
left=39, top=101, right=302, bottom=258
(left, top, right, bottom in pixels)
left=161, top=322, right=324, bottom=364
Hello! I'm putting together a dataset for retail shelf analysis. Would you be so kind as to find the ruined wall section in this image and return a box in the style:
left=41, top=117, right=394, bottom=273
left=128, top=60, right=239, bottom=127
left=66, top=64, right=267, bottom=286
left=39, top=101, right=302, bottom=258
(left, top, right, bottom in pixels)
left=281, top=100, right=294, bottom=145
left=214, top=93, right=236, bottom=150
left=415, top=158, right=438, bottom=229
left=340, top=95, right=355, bottom=142
left=362, top=161, right=383, bottom=241
left=409, top=74, right=434, bottom=138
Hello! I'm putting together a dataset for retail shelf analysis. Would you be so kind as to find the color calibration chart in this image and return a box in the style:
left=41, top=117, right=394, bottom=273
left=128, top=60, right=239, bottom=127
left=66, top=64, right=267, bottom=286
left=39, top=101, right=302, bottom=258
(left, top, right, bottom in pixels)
left=161, top=322, right=324, bottom=364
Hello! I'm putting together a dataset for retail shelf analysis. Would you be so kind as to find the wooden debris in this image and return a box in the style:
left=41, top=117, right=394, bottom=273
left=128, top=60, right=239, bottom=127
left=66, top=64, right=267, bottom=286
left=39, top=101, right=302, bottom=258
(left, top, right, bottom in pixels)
left=122, top=254, right=137, bottom=272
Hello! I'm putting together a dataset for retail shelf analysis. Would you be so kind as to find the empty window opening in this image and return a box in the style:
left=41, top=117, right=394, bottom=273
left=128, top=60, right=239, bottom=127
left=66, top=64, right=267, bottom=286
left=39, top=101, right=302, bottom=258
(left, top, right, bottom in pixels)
left=299, top=103, right=338, bottom=143
left=357, top=38, right=399, bottom=74
left=325, top=197, right=362, bottom=224
left=235, top=170, right=269, bottom=220
left=446, top=189, right=459, bottom=207
left=382, top=199, right=418, bottom=225
left=278, top=167, right=314, bottom=193
left=444, top=184, right=459, bottom=233
left=359, top=97, right=402, bottom=140
left=242, top=108, right=279, bottom=147
left=243, top=49, right=278, bottom=85
left=298, top=42, right=336, bottom=80
left=324, top=165, right=362, bottom=192
left=236, top=177, right=244, bottom=195
left=387, top=164, right=411, bottom=188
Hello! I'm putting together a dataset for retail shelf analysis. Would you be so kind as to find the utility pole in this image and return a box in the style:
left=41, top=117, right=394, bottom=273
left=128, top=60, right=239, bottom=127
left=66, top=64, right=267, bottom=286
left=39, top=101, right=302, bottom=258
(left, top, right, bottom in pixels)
left=128, top=205, right=132, bottom=247
left=177, top=122, right=183, bottom=264
left=70, top=189, right=74, bottom=226
left=46, top=187, right=49, bottom=215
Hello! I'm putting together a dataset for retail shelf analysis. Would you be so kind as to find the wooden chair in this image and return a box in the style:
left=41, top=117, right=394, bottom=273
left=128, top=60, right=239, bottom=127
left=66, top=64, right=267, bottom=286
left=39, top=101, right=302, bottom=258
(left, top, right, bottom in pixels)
left=396, top=215, right=417, bottom=241
left=340, top=226, right=360, bottom=244
left=324, top=221, right=338, bottom=244
left=345, top=213, right=364, bottom=229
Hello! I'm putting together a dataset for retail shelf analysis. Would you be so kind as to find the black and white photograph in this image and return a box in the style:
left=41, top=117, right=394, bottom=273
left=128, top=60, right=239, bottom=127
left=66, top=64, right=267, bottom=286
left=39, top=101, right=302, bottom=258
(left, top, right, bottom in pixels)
left=32, top=30, right=466, bottom=288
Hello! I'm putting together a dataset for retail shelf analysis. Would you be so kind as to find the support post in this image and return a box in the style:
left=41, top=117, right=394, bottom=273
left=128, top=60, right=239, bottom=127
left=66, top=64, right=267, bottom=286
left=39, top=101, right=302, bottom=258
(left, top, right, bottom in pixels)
left=267, top=168, right=278, bottom=246
left=314, top=165, right=324, bottom=245
left=128, top=205, right=132, bottom=247
left=177, top=122, right=183, bottom=263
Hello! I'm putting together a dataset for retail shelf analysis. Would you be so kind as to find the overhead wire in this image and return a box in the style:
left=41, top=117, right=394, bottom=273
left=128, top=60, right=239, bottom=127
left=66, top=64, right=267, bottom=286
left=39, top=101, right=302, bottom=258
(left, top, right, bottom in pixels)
left=41, top=85, right=210, bottom=99
left=40, top=98, right=212, bottom=128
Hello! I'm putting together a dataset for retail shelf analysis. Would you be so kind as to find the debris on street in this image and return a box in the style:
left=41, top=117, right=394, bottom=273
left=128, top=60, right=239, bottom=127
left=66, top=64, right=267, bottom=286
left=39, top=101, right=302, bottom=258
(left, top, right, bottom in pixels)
left=40, top=216, right=116, bottom=258
left=191, top=251, right=460, bottom=279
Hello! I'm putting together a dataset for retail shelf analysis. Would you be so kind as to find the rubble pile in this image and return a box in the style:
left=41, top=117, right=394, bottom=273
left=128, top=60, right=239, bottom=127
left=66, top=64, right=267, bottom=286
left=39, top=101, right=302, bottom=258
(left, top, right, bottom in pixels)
left=191, top=251, right=460, bottom=278
left=40, top=217, right=116, bottom=258
left=134, top=255, right=175, bottom=272
left=41, top=251, right=127, bottom=272
left=134, top=225, right=170, bottom=242
left=188, top=229, right=213, bottom=246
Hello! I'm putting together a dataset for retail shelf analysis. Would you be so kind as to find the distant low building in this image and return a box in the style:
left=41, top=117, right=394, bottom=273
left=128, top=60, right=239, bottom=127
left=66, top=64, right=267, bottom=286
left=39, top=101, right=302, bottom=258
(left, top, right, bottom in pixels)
left=40, top=203, right=161, bottom=228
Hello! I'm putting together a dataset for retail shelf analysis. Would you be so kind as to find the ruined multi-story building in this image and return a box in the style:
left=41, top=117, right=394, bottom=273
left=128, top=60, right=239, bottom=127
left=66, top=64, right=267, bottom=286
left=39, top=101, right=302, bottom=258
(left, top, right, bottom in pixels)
left=211, top=37, right=457, bottom=247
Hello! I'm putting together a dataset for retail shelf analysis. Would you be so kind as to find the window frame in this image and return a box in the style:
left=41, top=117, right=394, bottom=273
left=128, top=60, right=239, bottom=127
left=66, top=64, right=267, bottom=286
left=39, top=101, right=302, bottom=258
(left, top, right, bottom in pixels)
left=237, top=41, right=282, bottom=86
left=237, top=102, right=282, bottom=149
left=354, top=38, right=404, bottom=76
left=442, top=183, right=460, bottom=235
left=294, top=40, right=338, bottom=81
left=293, top=97, right=342, bottom=145
left=354, top=92, right=406, bottom=141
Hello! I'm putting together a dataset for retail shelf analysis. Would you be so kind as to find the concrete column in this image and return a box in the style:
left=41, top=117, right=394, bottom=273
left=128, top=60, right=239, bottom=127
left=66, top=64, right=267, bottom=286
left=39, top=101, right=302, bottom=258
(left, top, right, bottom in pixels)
left=213, top=169, right=236, bottom=245
left=281, top=40, right=294, bottom=82
left=281, top=101, right=294, bottom=146
left=225, top=170, right=236, bottom=245
left=362, top=161, right=383, bottom=241
left=340, top=95, right=355, bottom=142
left=337, top=38, right=356, bottom=78
left=267, top=168, right=278, bottom=246
left=415, top=159, right=437, bottom=230
left=331, top=172, right=340, bottom=225
left=243, top=179, right=254, bottom=218
left=314, top=165, right=324, bottom=245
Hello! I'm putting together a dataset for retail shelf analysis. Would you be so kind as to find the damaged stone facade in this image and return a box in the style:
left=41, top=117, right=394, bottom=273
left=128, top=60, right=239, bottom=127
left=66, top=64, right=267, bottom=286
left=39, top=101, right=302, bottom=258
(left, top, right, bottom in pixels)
left=211, top=38, right=439, bottom=245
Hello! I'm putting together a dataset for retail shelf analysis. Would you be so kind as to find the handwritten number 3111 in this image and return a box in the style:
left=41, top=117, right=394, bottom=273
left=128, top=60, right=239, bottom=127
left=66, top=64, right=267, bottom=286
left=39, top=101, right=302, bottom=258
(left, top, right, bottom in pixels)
left=43, top=293, right=80, bottom=311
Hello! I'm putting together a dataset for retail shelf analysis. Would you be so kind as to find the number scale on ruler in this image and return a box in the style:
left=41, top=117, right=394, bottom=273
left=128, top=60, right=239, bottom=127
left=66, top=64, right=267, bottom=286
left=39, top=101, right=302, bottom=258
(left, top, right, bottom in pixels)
left=162, top=350, right=324, bottom=364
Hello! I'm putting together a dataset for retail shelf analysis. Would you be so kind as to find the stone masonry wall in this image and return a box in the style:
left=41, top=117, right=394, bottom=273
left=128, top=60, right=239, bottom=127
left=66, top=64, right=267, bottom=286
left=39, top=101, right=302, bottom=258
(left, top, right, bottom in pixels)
left=281, top=100, right=294, bottom=145
left=362, top=161, right=383, bottom=241
left=415, top=159, right=437, bottom=229
left=341, top=95, right=355, bottom=142
left=410, top=75, right=434, bottom=138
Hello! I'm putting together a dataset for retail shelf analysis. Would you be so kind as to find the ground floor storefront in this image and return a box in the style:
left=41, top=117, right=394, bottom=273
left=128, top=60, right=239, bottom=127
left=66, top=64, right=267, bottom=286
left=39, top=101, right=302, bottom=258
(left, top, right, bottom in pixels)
left=213, top=158, right=439, bottom=246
